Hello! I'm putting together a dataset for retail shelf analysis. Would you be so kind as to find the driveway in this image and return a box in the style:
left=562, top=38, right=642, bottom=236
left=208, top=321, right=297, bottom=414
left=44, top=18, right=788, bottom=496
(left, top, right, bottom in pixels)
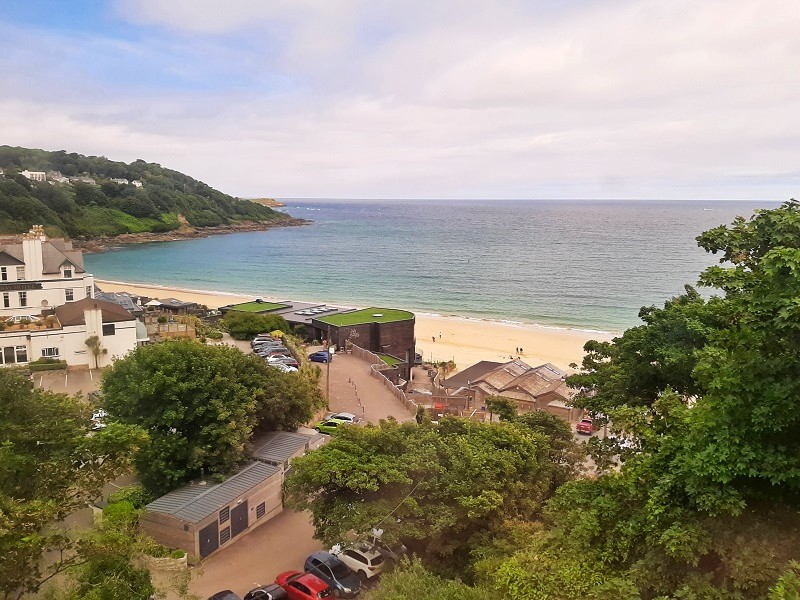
left=188, top=351, right=413, bottom=598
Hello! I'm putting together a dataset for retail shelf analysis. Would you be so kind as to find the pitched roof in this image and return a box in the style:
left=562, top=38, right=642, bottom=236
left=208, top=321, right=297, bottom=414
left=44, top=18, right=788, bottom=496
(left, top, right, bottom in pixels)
left=441, top=361, right=503, bottom=390
left=158, top=297, right=197, bottom=308
left=251, top=431, right=323, bottom=465
left=469, top=360, right=571, bottom=402
left=145, top=461, right=280, bottom=524
left=54, top=298, right=135, bottom=327
left=0, top=238, right=85, bottom=274
left=95, top=291, right=143, bottom=314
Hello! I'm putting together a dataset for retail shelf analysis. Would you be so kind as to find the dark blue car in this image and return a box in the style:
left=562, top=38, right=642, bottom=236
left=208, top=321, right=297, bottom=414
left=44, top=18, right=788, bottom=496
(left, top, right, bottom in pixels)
left=308, top=351, right=333, bottom=364
left=304, top=551, right=360, bottom=598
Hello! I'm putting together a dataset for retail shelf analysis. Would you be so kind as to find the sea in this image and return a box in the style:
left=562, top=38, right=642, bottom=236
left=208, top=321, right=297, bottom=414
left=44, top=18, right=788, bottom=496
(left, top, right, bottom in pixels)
left=83, top=199, right=780, bottom=333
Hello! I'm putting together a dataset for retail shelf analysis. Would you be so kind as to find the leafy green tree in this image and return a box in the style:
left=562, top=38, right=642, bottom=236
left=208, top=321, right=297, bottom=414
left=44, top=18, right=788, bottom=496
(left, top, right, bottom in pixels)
left=222, top=310, right=290, bottom=340
left=0, top=370, right=145, bottom=598
left=286, top=417, right=580, bottom=577
left=362, top=559, right=490, bottom=600
left=102, top=340, right=318, bottom=495
left=486, top=396, right=517, bottom=422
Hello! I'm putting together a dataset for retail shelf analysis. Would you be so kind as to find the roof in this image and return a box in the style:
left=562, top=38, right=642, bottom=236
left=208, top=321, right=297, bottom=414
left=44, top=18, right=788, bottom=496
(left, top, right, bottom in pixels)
left=95, top=292, right=143, bottom=314
left=158, top=297, right=197, bottom=308
left=0, top=237, right=85, bottom=274
left=54, top=298, right=135, bottom=327
left=315, top=307, right=414, bottom=326
left=229, top=300, right=289, bottom=313
left=441, top=361, right=503, bottom=390
left=145, top=461, right=280, bottom=524
left=251, top=431, right=324, bottom=465
left=468, top=360, right=571, bottom=402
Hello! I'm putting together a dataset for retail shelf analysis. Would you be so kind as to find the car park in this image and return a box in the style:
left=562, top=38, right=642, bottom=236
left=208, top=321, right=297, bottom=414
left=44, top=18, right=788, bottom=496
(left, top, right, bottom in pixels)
left=244, top=584, right=289, bottom=600
left=274, top=571, right=333, bottom=600
left=304, top=551, right=361, bottom=598
left=330, top=542, right=385, bottom=580
left=314, top=417, right=350, bottom=435
left=308, top=351, right=332, bottom=363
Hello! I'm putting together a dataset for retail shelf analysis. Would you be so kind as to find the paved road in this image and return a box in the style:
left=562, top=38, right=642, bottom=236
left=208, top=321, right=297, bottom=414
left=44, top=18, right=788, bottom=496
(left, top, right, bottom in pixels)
left=187, top=351, right=413, bottom=599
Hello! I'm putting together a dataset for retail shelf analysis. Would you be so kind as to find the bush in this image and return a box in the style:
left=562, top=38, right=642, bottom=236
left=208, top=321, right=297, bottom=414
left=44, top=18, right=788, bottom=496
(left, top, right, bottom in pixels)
left=29, top=358, right=68, bottom=371
left=222, top=311, right=290, bottom=340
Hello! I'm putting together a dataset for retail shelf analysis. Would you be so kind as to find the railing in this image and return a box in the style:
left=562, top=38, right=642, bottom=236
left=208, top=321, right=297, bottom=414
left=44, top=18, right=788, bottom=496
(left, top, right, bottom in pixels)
left=347, top=342, right=419, bottom=415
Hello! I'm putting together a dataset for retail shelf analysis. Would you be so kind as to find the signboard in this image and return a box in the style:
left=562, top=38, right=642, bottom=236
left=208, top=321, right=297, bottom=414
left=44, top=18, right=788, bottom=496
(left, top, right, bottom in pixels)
left=0, top=282, right=43, bottom=292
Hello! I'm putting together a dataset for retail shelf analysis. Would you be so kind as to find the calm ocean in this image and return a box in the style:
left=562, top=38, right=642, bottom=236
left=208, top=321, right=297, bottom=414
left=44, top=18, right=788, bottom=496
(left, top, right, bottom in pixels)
left=84, top=199, right=779, bottom=332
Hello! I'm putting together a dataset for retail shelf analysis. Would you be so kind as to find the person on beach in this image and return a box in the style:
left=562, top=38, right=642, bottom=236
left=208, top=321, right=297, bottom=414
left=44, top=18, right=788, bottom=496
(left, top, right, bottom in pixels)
left=432, top=336, right=436, bottom=342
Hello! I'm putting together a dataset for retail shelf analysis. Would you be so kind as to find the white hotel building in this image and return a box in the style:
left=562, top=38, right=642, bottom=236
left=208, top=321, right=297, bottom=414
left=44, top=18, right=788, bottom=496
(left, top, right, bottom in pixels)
left=0, top=226, right=137, bottom=368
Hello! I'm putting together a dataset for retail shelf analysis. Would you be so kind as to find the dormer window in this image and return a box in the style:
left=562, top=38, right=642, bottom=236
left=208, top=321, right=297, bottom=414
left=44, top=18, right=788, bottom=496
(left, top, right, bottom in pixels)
left=63, top=268, right=73, bottom=278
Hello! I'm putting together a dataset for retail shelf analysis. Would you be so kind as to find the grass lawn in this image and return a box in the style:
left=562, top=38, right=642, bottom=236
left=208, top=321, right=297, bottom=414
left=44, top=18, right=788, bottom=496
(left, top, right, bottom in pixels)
left=378, top=353, right=404, bottom=366
left=230, top=301, right=288, bottom=312
left=316, top=307, right=414, bottom=326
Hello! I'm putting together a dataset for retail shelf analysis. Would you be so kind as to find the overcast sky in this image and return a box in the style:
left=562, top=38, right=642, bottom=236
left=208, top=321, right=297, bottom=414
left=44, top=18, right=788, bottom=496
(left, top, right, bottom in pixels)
left=2, top=0, right=798, bottom=200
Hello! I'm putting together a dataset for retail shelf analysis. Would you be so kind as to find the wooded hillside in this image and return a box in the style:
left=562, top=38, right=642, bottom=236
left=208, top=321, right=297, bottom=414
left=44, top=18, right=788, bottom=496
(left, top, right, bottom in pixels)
left=0, top=146, right=289, bottom=238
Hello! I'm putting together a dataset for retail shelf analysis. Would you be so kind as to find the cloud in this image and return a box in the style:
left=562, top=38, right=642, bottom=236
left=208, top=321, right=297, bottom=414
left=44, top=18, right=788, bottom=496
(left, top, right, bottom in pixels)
left=0, top=0, right=799, bottom=199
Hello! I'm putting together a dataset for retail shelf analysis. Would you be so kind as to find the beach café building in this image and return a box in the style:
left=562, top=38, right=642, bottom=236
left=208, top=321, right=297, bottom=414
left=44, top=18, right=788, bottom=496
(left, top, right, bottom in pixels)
left=141, top=430, right=324, bottom=559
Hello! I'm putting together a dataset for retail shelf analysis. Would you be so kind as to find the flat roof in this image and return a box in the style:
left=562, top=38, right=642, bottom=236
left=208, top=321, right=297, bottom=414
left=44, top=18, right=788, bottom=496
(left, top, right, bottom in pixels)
left=145, top=461, right=280, bottom=524
left=251, top=431, right=325, bottom=464
left=272, top=302, right=355, bottom=325
left=229, top=300, right=290, bottom=313
left=315, top=307, right=414, bottom=326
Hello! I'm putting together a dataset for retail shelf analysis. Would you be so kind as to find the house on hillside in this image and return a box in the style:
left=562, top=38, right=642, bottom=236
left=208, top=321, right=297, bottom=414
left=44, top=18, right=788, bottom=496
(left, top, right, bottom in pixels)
left=69, top=176, right=96, bottom=185
left=110, top=178, right=129, bottom=185
left=131, top=180, right=143, bottom=188
left=443, top=359, right=578, bottom=420
left=46, top=171, right=70, bottom=183
left=20, top=170, right=46, bottom=182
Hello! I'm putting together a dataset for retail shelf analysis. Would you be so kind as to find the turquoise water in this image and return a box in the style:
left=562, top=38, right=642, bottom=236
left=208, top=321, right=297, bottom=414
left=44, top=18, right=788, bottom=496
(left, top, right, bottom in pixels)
left=84, top=199, right=779, bottom=332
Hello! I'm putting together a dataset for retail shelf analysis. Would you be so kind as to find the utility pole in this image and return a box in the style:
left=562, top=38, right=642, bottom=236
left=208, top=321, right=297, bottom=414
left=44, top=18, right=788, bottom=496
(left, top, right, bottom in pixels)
left=325, top=325, right=331, bottom=409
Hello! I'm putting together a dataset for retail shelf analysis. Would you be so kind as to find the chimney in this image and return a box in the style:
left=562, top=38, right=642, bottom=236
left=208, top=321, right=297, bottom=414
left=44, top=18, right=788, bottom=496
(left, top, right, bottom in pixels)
left=22, top=225, right=45, bottom=280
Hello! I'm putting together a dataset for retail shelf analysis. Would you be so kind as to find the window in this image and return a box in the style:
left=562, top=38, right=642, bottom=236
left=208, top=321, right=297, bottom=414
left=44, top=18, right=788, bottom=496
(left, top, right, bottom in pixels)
left=2, top=293, right=8, bottom=308
left=15, top=346, right=28, bottom=363
left=18, top=291, right=27, bottom=307
left=344, top=549, right=367, bottom=564
left=65, top=289, right=74, bottom=302
left=219, top=507, right=230, bottom=524
left=42, top=347, right=60, bottom=358
left=86, top=286, right=92, bottom=299
left=16, top=266, right=25, bottom=281
left=0, top=267, right=6, bottom=281
left=102, top=323, right=115, bottom=336
left=63, top=268, right=72, bottom=278
left=219, top=526, right=231, bottom=544
left=256, top=502, right=266, bottom=519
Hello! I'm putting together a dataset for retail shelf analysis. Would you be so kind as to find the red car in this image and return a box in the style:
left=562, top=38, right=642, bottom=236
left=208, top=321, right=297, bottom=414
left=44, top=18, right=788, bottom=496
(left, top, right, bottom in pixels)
left=576, top=417, right=594, bottom=435
left=275, top=571, right=333, bottom=600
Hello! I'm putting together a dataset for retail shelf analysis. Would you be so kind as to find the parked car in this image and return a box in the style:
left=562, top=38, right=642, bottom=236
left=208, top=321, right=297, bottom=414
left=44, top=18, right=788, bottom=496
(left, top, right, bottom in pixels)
left=208, top=592, right=241, bottom=600
left=244, top=584, right=289, bottom=600
left=314, top=417, right=350, bottom=435
left=576, top=417, right=594, bottom=435
left=330, top=412, right=358, bottom=424
left=330, top=542, right=385, bottom=580
left=308, top=351, right=333, bottom=363
left=304, top=551, right=361, bottom=598
left=275, top=571, right=332, bottom=600
left=269, top=363, right=299, bottom=373
left=268, top=357, right=301, bottom=369
left=367, top=530, right=407, bottom=563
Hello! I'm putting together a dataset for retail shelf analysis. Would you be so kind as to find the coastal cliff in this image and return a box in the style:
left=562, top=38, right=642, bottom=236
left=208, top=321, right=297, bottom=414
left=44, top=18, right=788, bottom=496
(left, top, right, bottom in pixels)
left=0, top=145, right=299, bottom=242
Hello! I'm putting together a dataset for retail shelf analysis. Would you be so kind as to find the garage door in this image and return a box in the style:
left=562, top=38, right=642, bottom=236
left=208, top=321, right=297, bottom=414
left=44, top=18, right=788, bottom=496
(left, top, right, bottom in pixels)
left=199, top=520, right=219, bottom=558
left=231, top=500, right=248, bottom=539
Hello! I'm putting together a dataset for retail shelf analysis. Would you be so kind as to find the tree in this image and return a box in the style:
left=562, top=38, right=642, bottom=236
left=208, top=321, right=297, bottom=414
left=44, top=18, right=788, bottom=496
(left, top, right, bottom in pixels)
left=102, top=339, right=319, bottom=495
left=221, top=310, right=290, bottom=340
left=361, top=559, right=490, bottom=600
left=485, top=396, right=517, bottom=422
left=286, top=417, right=581, bottom=578
left=0, top=369, right=145, bottom=598
left=85, top=335, right=107, bottom=369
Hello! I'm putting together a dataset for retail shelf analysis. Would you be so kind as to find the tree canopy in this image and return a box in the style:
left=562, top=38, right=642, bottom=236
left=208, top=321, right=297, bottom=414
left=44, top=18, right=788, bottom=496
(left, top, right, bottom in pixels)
left=102, top=339, right=323, bottom=495
left=0, top=369, right=145, bottom=598
left=0, top=145, right=289, bottom=237
left=221, top=310, right=291, bottom=340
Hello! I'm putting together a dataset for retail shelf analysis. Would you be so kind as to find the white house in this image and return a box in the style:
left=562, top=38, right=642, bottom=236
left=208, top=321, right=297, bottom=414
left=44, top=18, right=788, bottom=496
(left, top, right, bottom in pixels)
left=0, top=226, right=138, bottom=368
left=0, top=225, right=95, bottom=318
left=110, top=178, right=129, bottom=185
left=131, top=180, right=143, bottom=188
left=20, top=170, right=47, bottom=182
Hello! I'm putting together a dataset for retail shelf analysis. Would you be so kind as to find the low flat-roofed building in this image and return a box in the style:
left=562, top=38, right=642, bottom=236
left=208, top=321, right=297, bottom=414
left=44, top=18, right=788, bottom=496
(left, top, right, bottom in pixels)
left=251, top=430, right=326, bottom=473
left=141, top=461, right=282, bottom=559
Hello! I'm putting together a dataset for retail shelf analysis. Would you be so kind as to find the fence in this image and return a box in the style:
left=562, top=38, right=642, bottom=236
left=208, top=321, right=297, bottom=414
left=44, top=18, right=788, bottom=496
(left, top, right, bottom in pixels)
left=346, top=342, right=419, bottom=415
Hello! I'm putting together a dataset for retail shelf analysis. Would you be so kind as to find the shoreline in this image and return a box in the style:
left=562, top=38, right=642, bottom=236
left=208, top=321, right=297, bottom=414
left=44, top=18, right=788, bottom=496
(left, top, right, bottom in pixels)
left=96, top=279, right=619, bottom=371
left=74, top=217, right=310, bottom=253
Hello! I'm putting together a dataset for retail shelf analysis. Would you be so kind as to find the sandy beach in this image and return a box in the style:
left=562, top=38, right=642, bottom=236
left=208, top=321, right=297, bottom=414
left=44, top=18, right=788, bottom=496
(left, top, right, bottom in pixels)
left=96, top=279, right=618, bottom=372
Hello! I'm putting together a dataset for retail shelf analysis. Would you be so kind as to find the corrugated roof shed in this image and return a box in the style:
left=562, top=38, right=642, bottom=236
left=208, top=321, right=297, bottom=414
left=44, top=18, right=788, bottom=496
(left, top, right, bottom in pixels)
left=251, top=431, right=322, bottom=465
left=145, top=461, right=280, bottom=524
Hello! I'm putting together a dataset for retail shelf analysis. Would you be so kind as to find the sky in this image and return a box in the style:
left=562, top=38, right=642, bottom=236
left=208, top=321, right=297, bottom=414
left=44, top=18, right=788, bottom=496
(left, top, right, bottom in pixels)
left=1, top=0, right=799, bottom=200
